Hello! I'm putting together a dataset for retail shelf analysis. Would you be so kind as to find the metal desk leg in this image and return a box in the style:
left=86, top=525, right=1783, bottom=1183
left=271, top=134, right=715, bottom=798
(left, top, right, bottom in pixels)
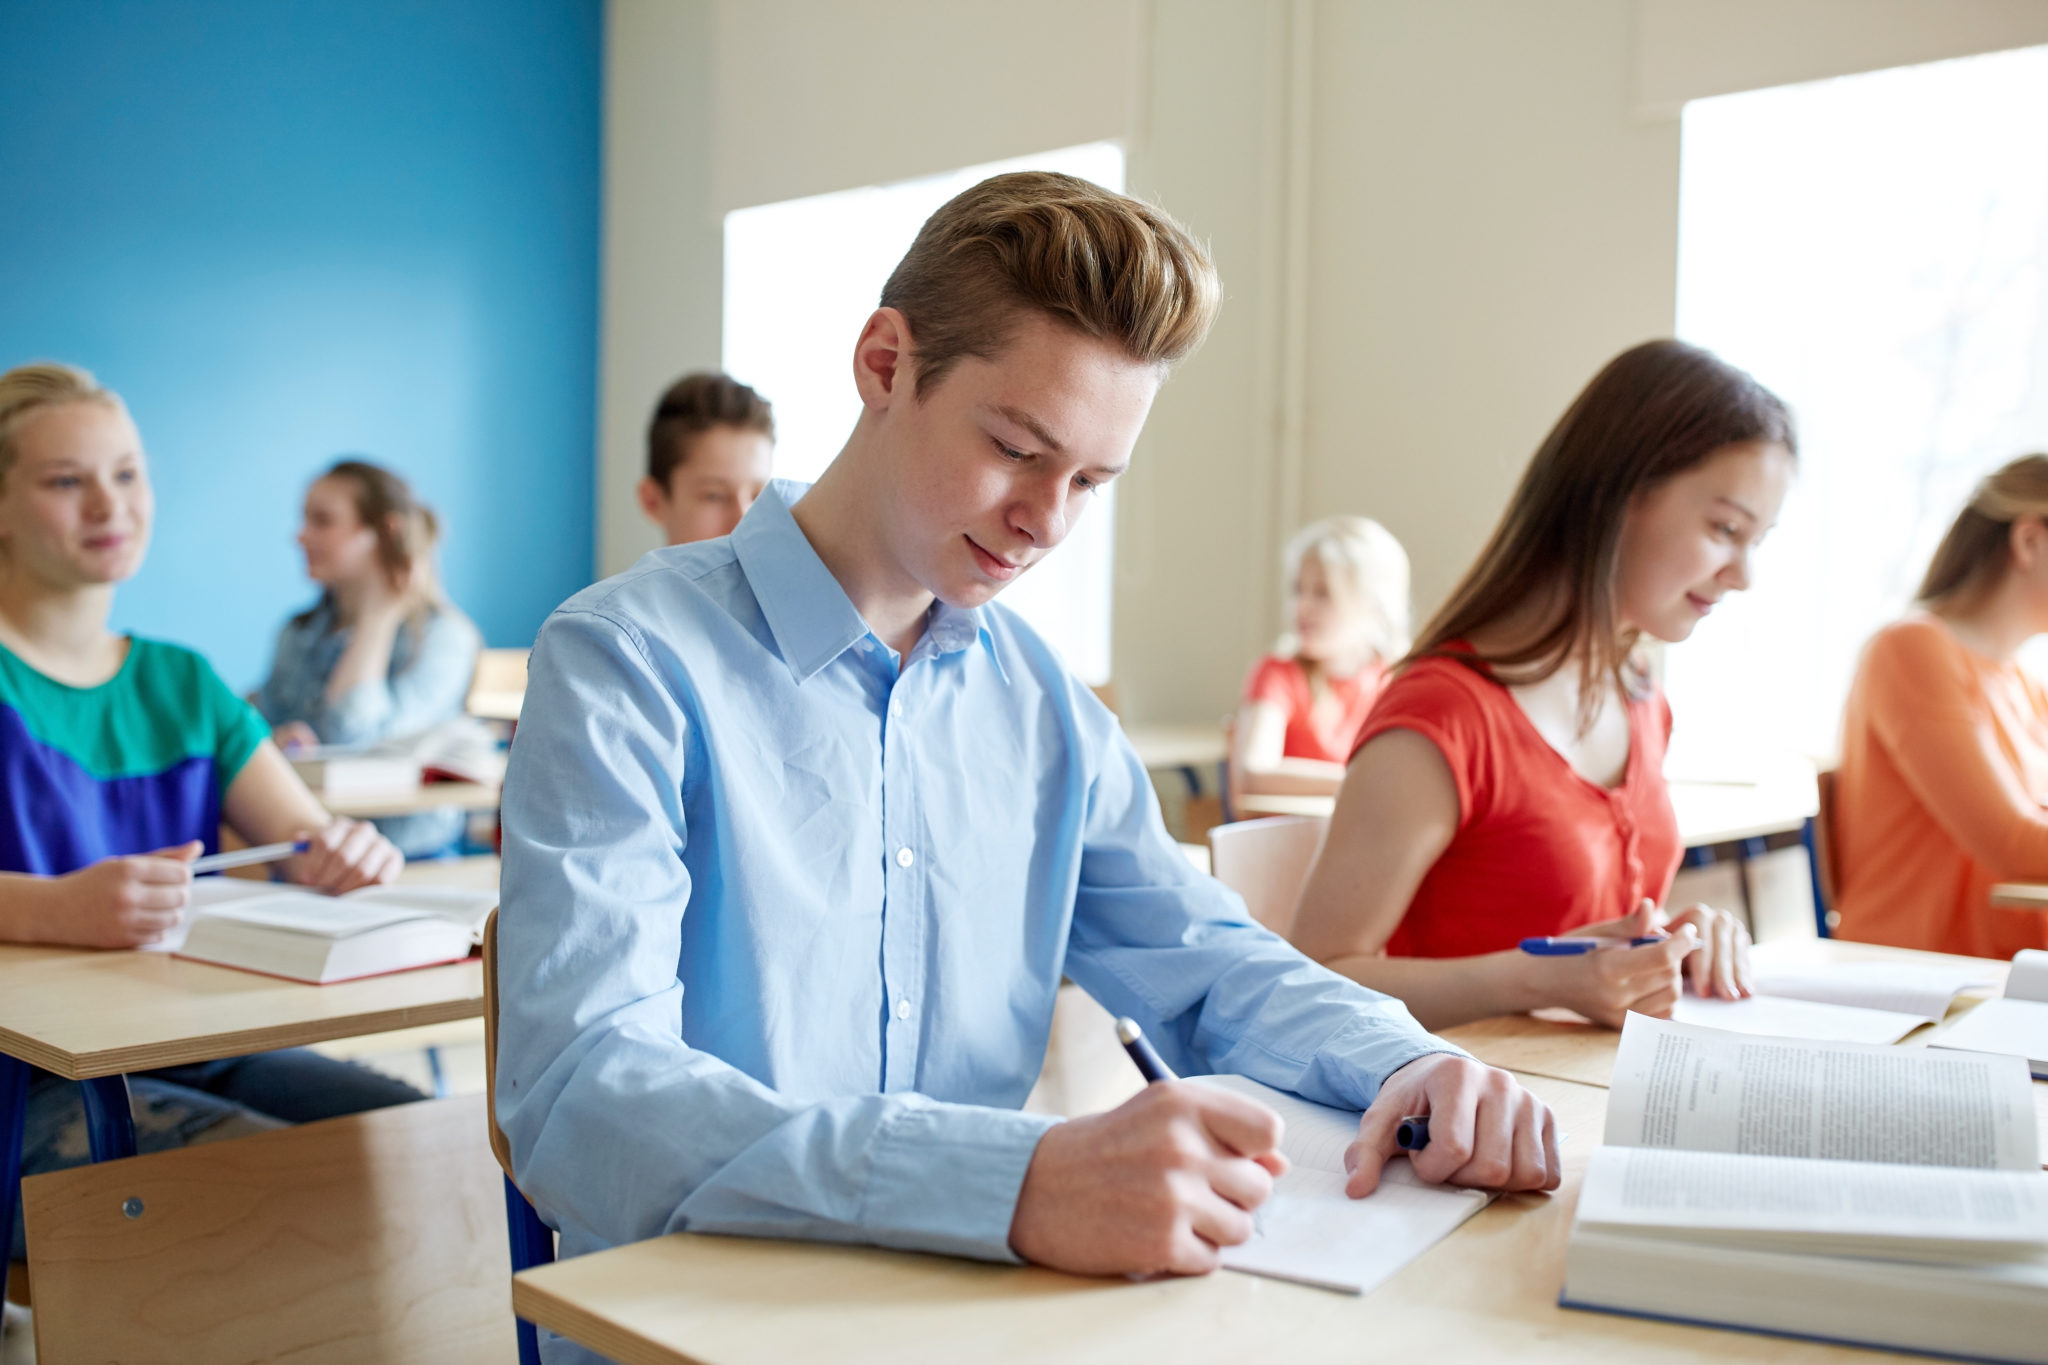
left=77, top=1075, right=138, bottom=1162
left=0, top=1056, right=27, bottom=1307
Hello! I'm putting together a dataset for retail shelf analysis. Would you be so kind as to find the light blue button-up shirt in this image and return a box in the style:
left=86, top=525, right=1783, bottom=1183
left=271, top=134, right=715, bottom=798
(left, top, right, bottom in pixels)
left=496, top=481, right=1462, bottom=1305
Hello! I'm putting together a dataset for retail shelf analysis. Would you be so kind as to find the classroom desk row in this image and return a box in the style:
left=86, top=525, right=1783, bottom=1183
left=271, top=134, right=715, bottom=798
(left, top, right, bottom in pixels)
left=511, top=937, right=2043, bottom=1365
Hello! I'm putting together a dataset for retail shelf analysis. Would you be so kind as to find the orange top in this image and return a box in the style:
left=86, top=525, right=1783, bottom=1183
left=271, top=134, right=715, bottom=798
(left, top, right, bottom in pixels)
left=1833, top=614, right=2048, bottom=957
left=1241, top=654, right=1386, bottom=765
left=1351, top=651, right=1681, bottom=958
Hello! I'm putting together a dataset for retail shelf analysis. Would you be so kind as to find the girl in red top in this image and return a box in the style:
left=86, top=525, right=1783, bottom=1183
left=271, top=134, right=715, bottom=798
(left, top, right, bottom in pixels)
left=1233, top=516, right=1409, bottom=799
left=1292, top=340, right=1794, bottom=1030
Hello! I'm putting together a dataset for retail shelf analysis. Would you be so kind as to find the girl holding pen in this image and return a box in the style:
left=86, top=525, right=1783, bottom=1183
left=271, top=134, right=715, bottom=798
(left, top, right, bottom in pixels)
left=1291, top=341, right=1792, bottom=1030
left=0, top=363, right=420, bottom=1260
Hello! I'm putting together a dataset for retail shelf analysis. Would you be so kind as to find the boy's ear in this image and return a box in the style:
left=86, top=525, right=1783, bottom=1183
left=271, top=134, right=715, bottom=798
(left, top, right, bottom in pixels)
left=636, top=476, right=667, bottom=522
left=852, top=307, right=914, bottom=411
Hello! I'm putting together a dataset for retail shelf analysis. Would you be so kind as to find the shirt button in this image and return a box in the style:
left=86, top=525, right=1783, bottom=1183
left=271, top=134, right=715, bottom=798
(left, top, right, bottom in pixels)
left=889, top=700, right=904, bottom=720
left=895, top=847, right=915, bottom=868
left=896, top=998, right=911, bottom=1021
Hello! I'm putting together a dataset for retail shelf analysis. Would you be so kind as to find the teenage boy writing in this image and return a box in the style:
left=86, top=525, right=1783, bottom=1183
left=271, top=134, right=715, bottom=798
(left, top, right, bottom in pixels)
left=497, top=174, right=1559, bottom=1333
left=635, top=371, right=775, bottom=546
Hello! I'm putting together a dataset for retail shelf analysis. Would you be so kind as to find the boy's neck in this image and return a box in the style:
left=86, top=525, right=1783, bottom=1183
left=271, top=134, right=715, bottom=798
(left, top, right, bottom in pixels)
left=791, top=447, right=939, bottom=661
left=0, top=570, right=121, bottom=673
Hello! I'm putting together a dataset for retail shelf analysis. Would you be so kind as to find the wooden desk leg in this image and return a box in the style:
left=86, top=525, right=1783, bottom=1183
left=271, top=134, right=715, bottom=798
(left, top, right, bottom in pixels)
left=76, top=1075, right=138, bottom=1162
left=0, top=1056, right=27, bottom=1307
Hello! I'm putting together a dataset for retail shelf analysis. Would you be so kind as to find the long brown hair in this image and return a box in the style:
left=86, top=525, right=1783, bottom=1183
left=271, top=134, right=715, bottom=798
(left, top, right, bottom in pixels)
left=1917, top=453, right=2048, bottom=611
left=293, top=458, right=443, bottom=632
left=1409, top=339, right=1794, bottom=727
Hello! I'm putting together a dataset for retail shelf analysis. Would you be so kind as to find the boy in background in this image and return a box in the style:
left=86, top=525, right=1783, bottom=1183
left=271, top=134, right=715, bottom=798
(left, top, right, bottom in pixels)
left=635, top=371, right=775, bottom=545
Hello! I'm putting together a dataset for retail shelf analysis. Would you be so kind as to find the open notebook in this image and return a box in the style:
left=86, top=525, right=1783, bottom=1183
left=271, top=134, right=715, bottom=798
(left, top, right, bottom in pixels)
left=1932, top=949, right=2048, bottom=1079
left=1562, top=1015, right=2048, bottom=1363
left=1190, top=1073, right=1491, bottom=1295
left=1670, top=957, right=1996, bottom=1045
left=162, top=877, right=497, bottom=984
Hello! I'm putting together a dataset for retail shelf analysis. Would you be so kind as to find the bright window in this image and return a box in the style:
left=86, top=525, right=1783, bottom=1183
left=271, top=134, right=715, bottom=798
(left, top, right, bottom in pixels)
left=722, top=142, right=1126, bottom=684
left=1665, top=45, right=2048, bottom=771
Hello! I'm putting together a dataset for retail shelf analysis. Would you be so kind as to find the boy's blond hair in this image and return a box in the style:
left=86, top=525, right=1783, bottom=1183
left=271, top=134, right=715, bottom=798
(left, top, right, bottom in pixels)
left=881, top=171, right=1220, bottom=397
left=0, top=362, right=124, bottom=488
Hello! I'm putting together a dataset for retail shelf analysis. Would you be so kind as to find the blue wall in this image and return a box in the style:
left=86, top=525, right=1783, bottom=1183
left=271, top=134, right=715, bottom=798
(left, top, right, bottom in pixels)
left=0, top=0, right=601, bottom=688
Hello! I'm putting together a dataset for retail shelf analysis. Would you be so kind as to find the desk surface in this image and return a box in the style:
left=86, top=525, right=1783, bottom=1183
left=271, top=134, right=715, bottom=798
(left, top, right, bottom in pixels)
left=0, top=856, right=496, bottom=1080
left=322, top=780, right=502, bottom=819
left=1122, top=722, right=1228, bottom=772
left=511, top=1070, right=1923, bottom=1365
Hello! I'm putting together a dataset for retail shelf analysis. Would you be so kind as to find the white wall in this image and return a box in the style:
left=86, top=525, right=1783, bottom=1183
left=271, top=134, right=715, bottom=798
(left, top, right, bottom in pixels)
left=600, top=0, right=2048, bottom=721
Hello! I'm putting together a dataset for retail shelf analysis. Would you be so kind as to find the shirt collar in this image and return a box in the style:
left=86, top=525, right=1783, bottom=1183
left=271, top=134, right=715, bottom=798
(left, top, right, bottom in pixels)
left=731, top=480, right=1007, bottom=685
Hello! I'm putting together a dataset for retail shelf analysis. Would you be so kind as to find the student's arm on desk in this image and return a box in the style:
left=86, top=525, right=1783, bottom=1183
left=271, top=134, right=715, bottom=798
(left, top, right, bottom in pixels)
left=494, top=610, right=1062, bottom=1262
left=222, top=740, right=402, bottom=892
left=1232, top=699, right=1345, bottom=797
left=1864, top=625, right=2048, bottom=879
left=1040, top=707, right=1556, bottom=1273
left=0, top=846, right=200, bottom=948
left=1290, top=729, right=1693, bottom=1031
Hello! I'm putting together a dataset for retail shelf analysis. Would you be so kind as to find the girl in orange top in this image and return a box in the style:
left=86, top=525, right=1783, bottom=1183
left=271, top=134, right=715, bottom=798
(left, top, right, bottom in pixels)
left=1292, top=340, right=1794, bottom=1030
left=1233, top=516, right=1409, bottom=797
left=1834, top=454, right=2048, bottom=959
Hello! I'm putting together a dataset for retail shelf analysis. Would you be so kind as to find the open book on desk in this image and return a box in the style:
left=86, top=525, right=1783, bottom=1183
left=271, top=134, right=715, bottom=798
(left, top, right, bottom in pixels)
left=1562, top=1015, right=2048, bottom=1363
left=1191, top=1073, right=1491, bottom=1295
left=1932, top=949, right=2048, bottom=1079
left=158, top=877, right=497, bottom=984
left=1670, top=957, right=1998, bottom=1045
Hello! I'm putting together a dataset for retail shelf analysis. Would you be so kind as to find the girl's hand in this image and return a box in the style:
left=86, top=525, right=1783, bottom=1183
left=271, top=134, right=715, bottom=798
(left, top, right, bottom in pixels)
left=1560, top=900, right=1666, bottom=942
left=1664, top=901, right=1752, bottom=1000
left=43, top=843, right=202, bottom=948
left=272, top=721, right=320, bottom=754
left=289, top=818, right=403, bottom=894
left=1535, top=922, right=1699, bottom=1029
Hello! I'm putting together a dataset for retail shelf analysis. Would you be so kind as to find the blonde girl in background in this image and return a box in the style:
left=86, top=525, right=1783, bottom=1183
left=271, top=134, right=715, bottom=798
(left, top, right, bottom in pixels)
left=1834, top=453, right=2048, bottom=958
left=1233, top=515, right=1411, bottom=798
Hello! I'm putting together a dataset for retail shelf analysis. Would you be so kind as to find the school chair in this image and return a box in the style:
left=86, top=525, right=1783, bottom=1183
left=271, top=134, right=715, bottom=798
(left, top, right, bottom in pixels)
left=1206, top=814, right=1330, bottom=940
left=467, top=648, right=530, bottom=724
left=482, top=910, right=557, bottom=1365
left=1798, top=767, right=1841, bottom=938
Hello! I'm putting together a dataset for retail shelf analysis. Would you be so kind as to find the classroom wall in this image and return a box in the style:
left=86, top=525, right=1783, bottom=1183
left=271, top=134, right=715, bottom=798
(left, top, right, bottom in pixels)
left=0, top=0, right=601, bottom=690
left=595, top=0, right=2048, bottom=724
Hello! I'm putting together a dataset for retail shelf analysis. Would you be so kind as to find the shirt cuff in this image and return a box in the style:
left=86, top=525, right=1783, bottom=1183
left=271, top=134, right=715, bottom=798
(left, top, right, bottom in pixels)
left=860, top=1099, right=1063, bottom=1263
left=1301, top=1014, right=1475, bottom=1113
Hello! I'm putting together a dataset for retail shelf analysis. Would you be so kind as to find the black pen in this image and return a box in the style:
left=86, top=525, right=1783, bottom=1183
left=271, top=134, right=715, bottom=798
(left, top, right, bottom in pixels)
left=1396, top=1115, right=1431, bottom=1151
left=1114, top=1017, right=1178, bottom=1083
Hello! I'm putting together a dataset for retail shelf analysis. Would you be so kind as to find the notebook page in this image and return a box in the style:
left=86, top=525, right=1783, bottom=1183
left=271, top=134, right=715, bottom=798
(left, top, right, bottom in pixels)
left=1606, top=1014, right=2038, bottom=1170
left=1749, top=961, right=1999, bottom=1021
left=1579, top=1146, right=2048, bottom=1248
left=1672, top=992, right=1924, bottom=1044
left=1192, top=1072, right=1362, bottom=1174
left=1217, top=1162, right=1490, bottom=1294
left=1933, top=1000, right=2048, bottom=1079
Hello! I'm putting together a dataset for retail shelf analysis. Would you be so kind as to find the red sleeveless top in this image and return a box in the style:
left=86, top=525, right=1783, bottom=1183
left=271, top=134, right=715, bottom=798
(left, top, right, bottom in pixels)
left=1351, top=651, right=1682, bottom=958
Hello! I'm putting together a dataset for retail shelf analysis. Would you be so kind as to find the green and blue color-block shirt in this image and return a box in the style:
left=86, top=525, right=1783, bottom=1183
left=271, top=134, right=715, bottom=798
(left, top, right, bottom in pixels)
left=0, top=638, right=267, bottom=875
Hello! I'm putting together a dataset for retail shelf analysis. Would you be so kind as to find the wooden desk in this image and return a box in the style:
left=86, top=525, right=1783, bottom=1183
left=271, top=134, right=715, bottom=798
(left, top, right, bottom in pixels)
left=1235, top=792, right=1334, bottom=818
left=511, top=1071, right=1921, bottom=1365
left=322, top=779, right=502, bottom=819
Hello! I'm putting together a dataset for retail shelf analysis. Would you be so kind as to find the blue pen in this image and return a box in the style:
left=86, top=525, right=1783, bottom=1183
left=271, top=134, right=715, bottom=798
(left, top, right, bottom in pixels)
left=1114, top=1017, right=1178, bottom=1084
left=1518, top=934, right=1667, bottom=956
left=1396, top=1115, right=1430, bottom=1151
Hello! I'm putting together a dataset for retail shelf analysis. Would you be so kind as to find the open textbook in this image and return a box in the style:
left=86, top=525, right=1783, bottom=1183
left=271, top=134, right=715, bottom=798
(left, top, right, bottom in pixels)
left=1670, top=957, right=1996, bottom=1045
left=1191, top=1074, right=1491, bottom=1295
left=290, top=717, right=507, bottom=800
left=161, top=877, right=497, bottom=984
left=1933, top=949, right=2048, bottom=1079
left=1562, top=1015, right=2048, bottom=1363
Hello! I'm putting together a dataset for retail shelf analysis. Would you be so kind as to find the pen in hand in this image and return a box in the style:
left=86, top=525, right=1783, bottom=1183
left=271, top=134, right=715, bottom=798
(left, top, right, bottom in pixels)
left=1114, top=1016, right=1178, bottom=1084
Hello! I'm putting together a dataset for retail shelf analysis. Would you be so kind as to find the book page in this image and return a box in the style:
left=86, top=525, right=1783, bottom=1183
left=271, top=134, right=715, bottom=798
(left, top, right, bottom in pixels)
left=1933, top=999, right=2048, bottom=1078
left=1672, top=993, right=1924, bottom=1044
left=1750, top=961, right=1998, bottom=1021
left=2008, top=950, right=2048, bottom=1004
left=140, top=877, right=281, bottom=953
left=194, top=892, right=427, bottom=938
left=1578, top=1146, right=2048, bottom=1250
left=345, top=884, right=498, bottom=934
left=1605, top=1014, right=2039, bottom=1170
